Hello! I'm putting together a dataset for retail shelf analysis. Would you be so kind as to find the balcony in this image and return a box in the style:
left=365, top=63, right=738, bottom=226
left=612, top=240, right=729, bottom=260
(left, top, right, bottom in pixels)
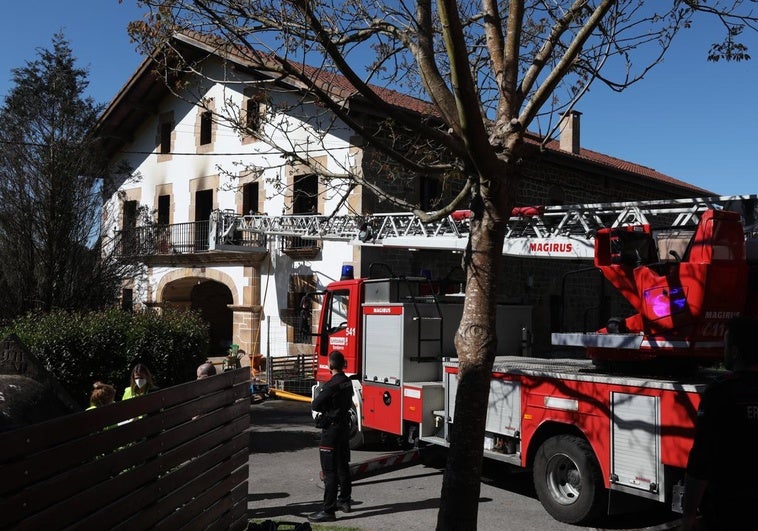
left=280, top=235, right=321, bottom=259
left=113, top=218, right=323, bottom=264
left=113, top=221, right=267, bottom=264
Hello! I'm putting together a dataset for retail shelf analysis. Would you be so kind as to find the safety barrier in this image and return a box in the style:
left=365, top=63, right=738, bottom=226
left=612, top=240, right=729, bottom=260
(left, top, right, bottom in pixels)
left=264, top=354, right=315, bottom=396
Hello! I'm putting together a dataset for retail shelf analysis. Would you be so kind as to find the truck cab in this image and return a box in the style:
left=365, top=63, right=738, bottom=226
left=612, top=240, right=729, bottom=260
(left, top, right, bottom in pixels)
left=313, top=277, right=363, bottom=383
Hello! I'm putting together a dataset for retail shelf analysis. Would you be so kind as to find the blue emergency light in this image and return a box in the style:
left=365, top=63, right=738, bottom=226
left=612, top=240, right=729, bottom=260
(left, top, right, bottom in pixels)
left=340, top=265, right=354, bottom=280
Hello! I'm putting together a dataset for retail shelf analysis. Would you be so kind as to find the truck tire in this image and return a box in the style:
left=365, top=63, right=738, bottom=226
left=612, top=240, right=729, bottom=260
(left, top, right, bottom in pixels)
left=348, top=405, right=364, bottom=450
left=533, top=434, right=605, bottom=525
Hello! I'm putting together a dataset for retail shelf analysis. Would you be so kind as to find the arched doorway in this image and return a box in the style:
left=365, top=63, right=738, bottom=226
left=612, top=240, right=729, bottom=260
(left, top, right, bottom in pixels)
left=162, top=277, right=234, bottom=357
left=192, top=280, right=233, bottom=357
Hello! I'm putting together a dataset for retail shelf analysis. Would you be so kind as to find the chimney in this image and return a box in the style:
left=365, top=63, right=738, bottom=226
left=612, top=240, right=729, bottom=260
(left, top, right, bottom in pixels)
left=559, top=110, right=581, bottom=154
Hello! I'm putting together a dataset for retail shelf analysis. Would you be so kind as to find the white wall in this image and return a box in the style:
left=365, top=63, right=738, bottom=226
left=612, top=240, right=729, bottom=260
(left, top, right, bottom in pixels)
left=103, top=54, right=362, bottom=358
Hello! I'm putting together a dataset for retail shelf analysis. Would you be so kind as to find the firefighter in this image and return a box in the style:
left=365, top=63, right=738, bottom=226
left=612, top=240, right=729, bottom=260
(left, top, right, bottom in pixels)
left=308, top=350, right=354, bottom=523
left=681, top=316, right=758, bottom=530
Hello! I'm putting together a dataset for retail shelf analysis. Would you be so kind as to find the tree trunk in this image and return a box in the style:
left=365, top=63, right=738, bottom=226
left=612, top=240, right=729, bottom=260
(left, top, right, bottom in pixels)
left=436, top=170, right=513, bottom=530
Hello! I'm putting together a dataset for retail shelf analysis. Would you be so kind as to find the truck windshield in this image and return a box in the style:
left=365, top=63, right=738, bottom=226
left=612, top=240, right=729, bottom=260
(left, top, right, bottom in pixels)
left=326, top=289, right=350, bottom=333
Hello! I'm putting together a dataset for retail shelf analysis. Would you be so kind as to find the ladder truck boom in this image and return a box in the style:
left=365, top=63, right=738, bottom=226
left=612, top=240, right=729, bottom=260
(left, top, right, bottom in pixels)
left=210, top=194, right=758, bottom=259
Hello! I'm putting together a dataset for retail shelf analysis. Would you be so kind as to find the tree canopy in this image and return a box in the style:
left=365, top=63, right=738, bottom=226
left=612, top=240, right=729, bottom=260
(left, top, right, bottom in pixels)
left=127, top=1, right=757, bottom=528
left=0, top=33, right=128, bottom=318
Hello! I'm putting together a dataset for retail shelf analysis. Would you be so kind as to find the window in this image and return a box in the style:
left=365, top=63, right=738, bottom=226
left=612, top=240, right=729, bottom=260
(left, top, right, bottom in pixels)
left=285, top=275, right=317, bottom=344
left=326, top=289, right=350, bottom=333
left=121, top=288, right=133, bottom=312
left=242, top=182, right=259, bottom=215
left=200, top=110, right=212, bottom=145
left=123, top=200, right=138, bottom=231
left=195, top=189, right=213, bottom=222
left=121, top=200, right=138, bottom=254
left=194, top=189, right=213, bottom=251
left=157, top=112, right=175, bottom=161
left=293, top=173, right=318, bottom=214
left=160, top=122, right=172, bottom=154
left=157, top=195, right=170, bottom=225
left=420, top=176, right=440, bottom=211
left=245, top=95, right=264, bottom=133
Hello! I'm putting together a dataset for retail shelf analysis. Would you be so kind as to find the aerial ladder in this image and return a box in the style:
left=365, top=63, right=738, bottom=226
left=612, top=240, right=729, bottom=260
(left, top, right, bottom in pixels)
left=209, top=195, right=758, bottom=260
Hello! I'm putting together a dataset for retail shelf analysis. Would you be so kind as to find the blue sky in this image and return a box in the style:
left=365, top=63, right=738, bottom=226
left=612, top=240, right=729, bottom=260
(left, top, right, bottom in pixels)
left=1, top=1, right=755, bottom=197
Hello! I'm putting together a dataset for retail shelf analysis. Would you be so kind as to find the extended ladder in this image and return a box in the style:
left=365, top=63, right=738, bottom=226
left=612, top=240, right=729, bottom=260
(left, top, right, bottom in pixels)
left=209, top=195, right=758, bottom=260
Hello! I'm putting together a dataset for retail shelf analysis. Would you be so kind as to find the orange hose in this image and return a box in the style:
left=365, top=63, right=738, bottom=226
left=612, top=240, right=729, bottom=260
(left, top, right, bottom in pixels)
left=269, top=388, right=312, bottom=403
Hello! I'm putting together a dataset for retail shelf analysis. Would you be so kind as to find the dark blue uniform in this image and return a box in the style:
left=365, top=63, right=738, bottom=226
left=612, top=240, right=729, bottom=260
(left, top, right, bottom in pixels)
left=311, top=371, right=353, bottom=515
left=686, top=372, right=758, bottom=528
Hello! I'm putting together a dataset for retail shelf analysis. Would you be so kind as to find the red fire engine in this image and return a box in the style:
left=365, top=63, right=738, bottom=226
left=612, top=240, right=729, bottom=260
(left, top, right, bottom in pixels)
left=211, top=194, right=758, bottom=524
left=299, top=197, right=758, bottom=525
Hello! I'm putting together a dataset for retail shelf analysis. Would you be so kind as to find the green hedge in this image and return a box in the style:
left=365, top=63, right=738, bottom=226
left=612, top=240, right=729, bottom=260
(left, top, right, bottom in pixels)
left=2, top=308, right=210, bottom=407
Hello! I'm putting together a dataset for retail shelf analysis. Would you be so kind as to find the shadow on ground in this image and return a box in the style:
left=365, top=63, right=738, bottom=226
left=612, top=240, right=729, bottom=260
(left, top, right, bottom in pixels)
left=249, top=430, right=319, bottom=453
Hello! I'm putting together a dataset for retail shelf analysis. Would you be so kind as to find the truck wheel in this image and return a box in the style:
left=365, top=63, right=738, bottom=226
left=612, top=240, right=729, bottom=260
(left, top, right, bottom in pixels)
left=533, top=434, right=605, bottom=525
left=348, top=405, right=364, bottom=450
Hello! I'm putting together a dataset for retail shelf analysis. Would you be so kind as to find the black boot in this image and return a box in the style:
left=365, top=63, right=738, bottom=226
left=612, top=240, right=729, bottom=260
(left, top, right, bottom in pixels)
left=308, top=510, right=336, bottom=522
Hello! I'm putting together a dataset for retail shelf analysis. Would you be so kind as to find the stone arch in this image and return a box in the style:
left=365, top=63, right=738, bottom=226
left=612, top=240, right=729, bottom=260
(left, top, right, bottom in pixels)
left=156, top=268, right=239, bottom=305
left=156, top=269, right=239, bottom=357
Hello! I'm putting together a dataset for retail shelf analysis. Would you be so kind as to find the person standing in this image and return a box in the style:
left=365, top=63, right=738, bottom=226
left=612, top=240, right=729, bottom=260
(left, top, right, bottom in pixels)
left=680, top=316, right=758, bottom=530
left=308, top=351, right=354, bottom=523
left=122, top=363, right=158, bottom=400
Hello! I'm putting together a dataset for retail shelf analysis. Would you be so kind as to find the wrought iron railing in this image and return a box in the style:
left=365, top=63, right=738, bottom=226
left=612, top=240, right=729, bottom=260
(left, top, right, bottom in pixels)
left=114, top=219, right=315, bottom=258
left=280, top=235, right=321, bottom=252
left=114, top=221, right=211, bottom=257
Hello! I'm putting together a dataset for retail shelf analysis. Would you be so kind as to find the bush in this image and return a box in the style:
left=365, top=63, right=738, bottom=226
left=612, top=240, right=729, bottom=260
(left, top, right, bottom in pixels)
left=2, top=308, right=210, bottom=407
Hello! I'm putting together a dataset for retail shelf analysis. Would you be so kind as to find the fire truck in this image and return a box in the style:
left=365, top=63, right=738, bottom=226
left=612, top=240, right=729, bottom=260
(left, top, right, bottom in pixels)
left=212, top=194, right=758, bottom=524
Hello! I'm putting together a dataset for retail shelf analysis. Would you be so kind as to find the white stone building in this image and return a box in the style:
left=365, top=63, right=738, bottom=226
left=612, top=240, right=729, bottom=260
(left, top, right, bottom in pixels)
left=95, top=33, right=375, bottom=364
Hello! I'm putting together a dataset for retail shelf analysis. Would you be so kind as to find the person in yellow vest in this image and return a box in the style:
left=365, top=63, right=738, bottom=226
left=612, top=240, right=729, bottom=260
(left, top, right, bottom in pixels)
left=86, top=381, right=116, bottom=410
left=87, top=381, right=118, bottom=432
left=122, top=363, right=159, bottom=400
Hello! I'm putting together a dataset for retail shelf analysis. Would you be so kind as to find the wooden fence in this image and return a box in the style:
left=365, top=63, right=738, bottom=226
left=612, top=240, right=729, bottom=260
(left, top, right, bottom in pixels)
left=0, top=367, right=251, bottom=530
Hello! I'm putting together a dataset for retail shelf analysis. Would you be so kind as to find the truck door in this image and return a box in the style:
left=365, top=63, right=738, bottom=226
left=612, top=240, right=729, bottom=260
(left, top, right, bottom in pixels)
left=314, top=282, right=361, bottom=382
